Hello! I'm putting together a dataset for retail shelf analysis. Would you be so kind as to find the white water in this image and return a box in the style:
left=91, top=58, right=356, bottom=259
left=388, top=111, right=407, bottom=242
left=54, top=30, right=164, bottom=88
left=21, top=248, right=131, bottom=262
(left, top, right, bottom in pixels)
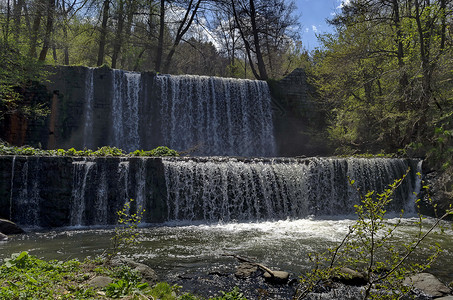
left=112, top=70, right=141, bottom=152
left=83, top=68, right=94, bottom=149
left=12, top=157, right=42, bottom=227
left=70, top=160, right=96, bottom=226
left=135, top=158, right=147, bottom=212
left=156, top=75, right=276, bottom=156
left=163, top=157, right=420, bottom=222
left=9, top=156, right=16, bottom=220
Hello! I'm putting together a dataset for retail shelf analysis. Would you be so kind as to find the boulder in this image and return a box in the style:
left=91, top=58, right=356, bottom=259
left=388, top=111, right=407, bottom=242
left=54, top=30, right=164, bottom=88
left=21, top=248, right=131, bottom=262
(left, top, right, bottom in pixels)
left=332, top=267, right=367, bottom=286
left=110, top=258, right=158, bottom=284
left=86, top=276, right=114, bottom=289
left=0, top=232, right=7, bottom=241
left=235, top=262, right=260, bottom=279
left=263, top=270, right=290, bottom=284
left=404, top=273, right=451, bottom=298
left=0, top=219, right=24, bottom=235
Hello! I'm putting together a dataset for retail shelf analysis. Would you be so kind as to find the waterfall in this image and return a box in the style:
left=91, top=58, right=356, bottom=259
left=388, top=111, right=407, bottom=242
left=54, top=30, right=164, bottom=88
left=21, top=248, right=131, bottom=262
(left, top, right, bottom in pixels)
left=135, top=158, right=147, bottom=212
left=156, top=74, right=276, bottom=156
left=83, top=68, right=94, bottom=149
left=13, top=157, right=42, bottom=227
left=162, top=157, right=420, bottom=222
left=9, top=156, right=16, bottom=220
left=112, top=69, right=141, bottom=152
left=2, top=156, right=421, bottom=227
left=71, top=160, right=96, bottom=226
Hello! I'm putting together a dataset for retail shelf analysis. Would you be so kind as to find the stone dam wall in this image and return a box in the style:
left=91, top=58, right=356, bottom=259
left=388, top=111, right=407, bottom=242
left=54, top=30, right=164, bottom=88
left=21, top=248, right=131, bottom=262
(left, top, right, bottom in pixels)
left=0, top=156, right=420, bottom=228
left=1, top=66, right=327, bottom=157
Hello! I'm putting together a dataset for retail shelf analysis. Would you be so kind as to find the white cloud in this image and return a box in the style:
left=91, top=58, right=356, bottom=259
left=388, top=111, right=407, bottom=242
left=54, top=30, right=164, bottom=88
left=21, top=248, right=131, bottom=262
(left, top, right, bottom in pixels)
left=305, top=28, right=309, bottom=33
left=312, top=25, right=318, bottom=33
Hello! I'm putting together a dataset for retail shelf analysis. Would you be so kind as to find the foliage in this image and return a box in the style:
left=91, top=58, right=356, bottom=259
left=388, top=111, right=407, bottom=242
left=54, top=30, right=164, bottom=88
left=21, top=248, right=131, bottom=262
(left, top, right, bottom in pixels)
left=131, top=146, right=180, bottom=157
left=104, top=267, right=148, bottom=298
left=0, top=143, right=180, bottom=157
left=314, top=0, right=453, bottom=159
left=109, top=199, right=145, bottom=259
left=0, top=251, right=96, bottom=299
left=295, top=171, right=453, bottom=299
left=0, top=251, right=247, bottom=299
left=210, top=287, right=248, bottom=300
left=0, top=44, right=50, bottom=120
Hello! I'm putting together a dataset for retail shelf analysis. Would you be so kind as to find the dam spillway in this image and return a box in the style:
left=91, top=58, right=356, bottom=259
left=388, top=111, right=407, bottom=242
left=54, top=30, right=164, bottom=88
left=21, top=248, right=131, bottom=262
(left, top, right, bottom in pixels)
left=0, top=156, right=421, bottom=228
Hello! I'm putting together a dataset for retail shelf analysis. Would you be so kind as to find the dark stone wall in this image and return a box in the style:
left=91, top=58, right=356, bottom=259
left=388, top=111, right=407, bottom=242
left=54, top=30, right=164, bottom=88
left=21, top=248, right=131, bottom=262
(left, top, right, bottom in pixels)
left=0, top=155, right=168, bottom=228
left=1, top=66, right=330, bottom=156
left=269, top=68, right=332, bottom=157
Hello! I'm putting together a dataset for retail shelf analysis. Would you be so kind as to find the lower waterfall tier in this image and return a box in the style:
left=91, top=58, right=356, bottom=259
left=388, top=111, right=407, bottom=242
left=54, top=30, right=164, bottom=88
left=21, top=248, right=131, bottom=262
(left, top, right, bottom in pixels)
left=0, top=156, right=421, bottom=227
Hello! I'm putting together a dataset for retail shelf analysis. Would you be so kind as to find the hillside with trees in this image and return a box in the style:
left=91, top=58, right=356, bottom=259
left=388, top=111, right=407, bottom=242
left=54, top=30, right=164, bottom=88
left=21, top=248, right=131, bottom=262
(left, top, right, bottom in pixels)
left=0, top=0, right=452, bottom=166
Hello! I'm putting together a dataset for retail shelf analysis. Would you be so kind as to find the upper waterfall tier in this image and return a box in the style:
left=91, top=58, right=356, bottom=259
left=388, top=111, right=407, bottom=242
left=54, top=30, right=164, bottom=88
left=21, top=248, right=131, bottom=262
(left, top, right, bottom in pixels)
left=156, top=74, right=276, bottom=156
left=78, top=68, right=276, bottom=156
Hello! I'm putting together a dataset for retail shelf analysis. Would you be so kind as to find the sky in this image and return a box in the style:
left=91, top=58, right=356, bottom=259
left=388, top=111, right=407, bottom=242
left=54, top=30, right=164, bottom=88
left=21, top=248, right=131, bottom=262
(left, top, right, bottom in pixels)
left=294, top=0, right=349, bottom=51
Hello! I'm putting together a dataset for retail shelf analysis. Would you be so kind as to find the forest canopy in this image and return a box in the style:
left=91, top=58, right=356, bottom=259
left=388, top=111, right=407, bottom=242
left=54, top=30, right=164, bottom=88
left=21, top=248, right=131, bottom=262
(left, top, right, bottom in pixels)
left=0, top=0, right=303, bottom=79
left=0, top=0, right=452, bottom=160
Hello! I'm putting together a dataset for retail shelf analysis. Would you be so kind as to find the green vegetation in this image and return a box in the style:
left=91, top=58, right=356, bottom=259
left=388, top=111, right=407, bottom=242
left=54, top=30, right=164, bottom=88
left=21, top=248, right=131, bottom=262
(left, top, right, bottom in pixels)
left=0, top=44, right=50, bottom=120
left=108, top=199, right=144, bottom=260
left=0, top=252, right=248, bottom=299
left=295, top=172, right=453, bottom=299
left=131, top=146, right=180, bottom=157
left=310, top=0, right=453, bottom=166
left=0, top=144, right=179, bottom=157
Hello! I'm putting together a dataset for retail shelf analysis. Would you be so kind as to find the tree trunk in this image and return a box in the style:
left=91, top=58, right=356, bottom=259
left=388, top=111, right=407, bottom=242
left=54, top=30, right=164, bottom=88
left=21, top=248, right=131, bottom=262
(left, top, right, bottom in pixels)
left=111, top=0, right=125, bottom=69
left=249, top=0, right=268, bottom=80
left=162, top=0, right=202, bottom=73
left=13, top=0, right=25, bottom=42
left=154, top=0, right=165, bottom=72
left=61, top=0, right=70, bottom=65
left=97, top=0, right=110, bottom=66
left=39, top=0, right=56, bottom=61
left=231, top=0, right=260, bottom=79
left=29, top=0, right=44, bottom=58
left=392, top=0, right=408, bottom=93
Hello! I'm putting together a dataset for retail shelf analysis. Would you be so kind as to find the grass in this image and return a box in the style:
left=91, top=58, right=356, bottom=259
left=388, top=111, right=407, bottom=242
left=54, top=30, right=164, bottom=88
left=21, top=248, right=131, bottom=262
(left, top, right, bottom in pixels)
left=0, top=252, right=246, bottom=300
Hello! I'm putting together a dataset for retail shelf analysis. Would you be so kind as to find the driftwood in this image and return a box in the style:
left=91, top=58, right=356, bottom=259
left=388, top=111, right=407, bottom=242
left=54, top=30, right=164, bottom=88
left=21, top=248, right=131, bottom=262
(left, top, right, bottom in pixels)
left=222, top=254, right=281, bottom=279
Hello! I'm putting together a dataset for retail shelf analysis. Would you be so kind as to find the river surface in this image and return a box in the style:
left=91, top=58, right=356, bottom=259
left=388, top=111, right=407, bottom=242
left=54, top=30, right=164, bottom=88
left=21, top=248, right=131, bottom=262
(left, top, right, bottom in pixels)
left=1, top=217, right=452, bottom=282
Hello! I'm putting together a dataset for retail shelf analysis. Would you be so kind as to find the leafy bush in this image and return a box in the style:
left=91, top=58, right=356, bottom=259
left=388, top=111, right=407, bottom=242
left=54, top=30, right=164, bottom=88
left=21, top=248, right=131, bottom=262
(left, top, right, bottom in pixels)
left=131, top=146, right=180, bottom=157
left=295, top=172, right=453, bottom=299
left=0, top=143, right=179, bottom=157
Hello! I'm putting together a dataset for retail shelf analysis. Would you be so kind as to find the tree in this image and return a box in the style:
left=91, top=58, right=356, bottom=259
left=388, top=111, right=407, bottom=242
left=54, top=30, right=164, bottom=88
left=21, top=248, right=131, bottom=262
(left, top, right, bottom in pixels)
left=97, top=0, right=110, bottom=66
left=230, top=0, right=298, bottom=80
left=315, top=0, right=453, bottom=155
left=162, top=0, right=203, bottom=73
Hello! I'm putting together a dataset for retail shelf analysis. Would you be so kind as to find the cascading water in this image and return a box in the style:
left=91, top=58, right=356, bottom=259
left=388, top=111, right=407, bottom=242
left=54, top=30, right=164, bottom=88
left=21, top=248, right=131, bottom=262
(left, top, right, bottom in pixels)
left=135, top=158, right=147, bottom=211
left=163, top=157, right=420, bottom=222
left=112, top=70, right=141, bottom=152
left=13, top=157, right=42, bottom=227
left=70, top=160, right=96, bottom=226
left=83, top=68, right=94, bottom=149
left=156, top=74, right=276, bottom=156
left=9, top=155, right=16, bottom=220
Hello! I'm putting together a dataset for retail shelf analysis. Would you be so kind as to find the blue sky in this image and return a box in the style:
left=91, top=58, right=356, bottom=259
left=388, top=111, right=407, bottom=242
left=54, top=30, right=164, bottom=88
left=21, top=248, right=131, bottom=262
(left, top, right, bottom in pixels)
left=294, top=0, right=346, bottom=51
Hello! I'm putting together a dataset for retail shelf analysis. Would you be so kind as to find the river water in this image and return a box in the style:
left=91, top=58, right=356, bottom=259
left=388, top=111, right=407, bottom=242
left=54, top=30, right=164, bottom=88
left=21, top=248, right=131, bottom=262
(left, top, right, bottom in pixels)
left=1, top=216, right=452, bottom=289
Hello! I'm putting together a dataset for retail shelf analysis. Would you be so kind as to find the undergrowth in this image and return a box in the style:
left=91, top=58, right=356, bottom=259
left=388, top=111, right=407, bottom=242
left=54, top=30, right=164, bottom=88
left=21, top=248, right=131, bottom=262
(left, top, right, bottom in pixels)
left=0, top=144, right=179, bottom=157
left=0, top=252, right=247, bottom=299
